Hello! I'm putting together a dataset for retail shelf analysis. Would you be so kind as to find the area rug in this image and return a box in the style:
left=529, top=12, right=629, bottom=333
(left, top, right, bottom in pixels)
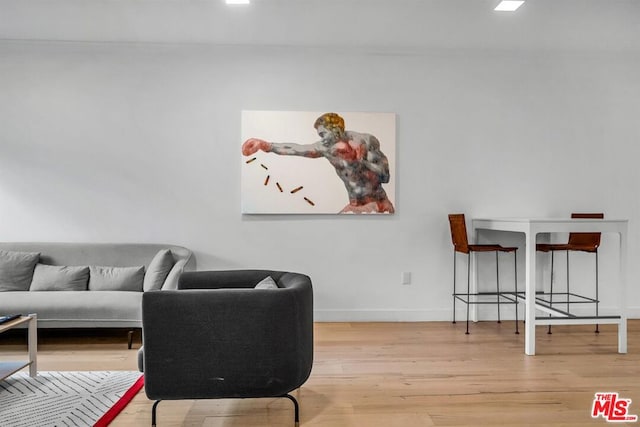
left=0, top=371, right=144, bottom=427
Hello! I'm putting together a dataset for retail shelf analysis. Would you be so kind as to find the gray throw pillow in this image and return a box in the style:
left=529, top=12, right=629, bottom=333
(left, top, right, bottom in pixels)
left=0, top=249, right=40, bottom=291
left=30, top=264, right=90, bottom=291
left=254, top=276, right=279, bottom=289
left=143, top=249, right=174, bottom=292
left=162, top=261, right=185, bottom=290
left=89, top=266, right=145, bottom=292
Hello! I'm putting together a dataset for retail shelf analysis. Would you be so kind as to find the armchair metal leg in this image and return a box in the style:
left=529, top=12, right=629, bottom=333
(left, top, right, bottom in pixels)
left=150, top=396, right=299, bottom=426
left=282, top=394, right=300, bottom=426
left=128, top=330, right=134, bottom=349
left=152, top=400, right=161, bottom=426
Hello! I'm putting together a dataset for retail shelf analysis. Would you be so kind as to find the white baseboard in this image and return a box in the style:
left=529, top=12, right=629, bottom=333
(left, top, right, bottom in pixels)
left=314, top=309, right=450, bottom=322
left=314, top=306, right=640, bottom=322
left=626, top=307, right=640, bottom=318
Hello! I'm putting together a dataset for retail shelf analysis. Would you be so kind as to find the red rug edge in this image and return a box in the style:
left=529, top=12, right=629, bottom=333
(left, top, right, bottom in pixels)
left=94, top=374, right=145, bottom=427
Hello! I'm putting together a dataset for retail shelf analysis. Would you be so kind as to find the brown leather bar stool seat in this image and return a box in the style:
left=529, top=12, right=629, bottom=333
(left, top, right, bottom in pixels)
left=448, top=214, right=519, bottom=335
left=536, top=212, right=603, bottom=333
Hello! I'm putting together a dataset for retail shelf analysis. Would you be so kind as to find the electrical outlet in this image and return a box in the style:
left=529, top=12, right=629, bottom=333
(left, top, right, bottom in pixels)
left=401, top=272, right=412, bottom=285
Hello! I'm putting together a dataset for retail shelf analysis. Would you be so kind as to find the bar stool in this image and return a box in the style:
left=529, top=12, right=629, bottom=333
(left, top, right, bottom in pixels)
left=448, top=214, right=519, bottom=335
left=536, top=212, right=603, bottom=333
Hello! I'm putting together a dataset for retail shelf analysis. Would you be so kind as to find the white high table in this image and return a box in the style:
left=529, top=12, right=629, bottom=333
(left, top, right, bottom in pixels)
left=472, top=218, right=628, bottom=356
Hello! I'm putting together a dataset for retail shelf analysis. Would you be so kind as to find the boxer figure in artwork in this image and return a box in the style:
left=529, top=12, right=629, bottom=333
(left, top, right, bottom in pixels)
left=242, top=112, right=395, bottom=214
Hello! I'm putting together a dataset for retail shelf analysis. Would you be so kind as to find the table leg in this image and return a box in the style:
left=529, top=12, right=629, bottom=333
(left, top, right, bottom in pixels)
left=470, top=252, right=478, bottom=322
left=618, top=230, right=628, bottom=354
left=471, top=228, right=479, bottom=322
left=525, top=230, right=536, bottom=355
left=27, top=313, right=37, bottom=377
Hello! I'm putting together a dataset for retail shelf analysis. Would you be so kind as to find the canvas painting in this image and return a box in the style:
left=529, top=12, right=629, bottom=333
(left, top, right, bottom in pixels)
left=241, top=111, right=396, bottom=214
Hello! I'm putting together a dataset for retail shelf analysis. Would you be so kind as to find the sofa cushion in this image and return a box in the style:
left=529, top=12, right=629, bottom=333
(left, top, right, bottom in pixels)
left=89, top=266, right=145, bottom=292
left=2, top=291, right=143, bottom=326
left=0, top=249, right=40, bottom=291
left=143, top=249, right=174, bottom=292
left=254, top=276, right=279, bottom=289
left=30, top=264, right=89, bottom=291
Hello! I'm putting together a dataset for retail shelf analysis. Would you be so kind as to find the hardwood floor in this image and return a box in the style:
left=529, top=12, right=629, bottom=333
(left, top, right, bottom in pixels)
left=1, top=321, right=639, bottom=426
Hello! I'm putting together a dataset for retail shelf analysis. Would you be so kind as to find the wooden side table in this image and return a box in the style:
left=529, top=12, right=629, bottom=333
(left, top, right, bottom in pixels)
left=0, top=313, right=37, bottom=380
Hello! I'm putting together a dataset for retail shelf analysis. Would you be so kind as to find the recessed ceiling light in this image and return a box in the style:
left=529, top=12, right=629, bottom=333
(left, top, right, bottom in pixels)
left=494, top=1, right=525, bottom=12
left=226, top=0, right=250, bottom=4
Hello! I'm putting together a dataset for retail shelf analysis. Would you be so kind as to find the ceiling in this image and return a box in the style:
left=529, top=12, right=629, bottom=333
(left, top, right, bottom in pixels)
left=1, top=0, right=639, bottom=51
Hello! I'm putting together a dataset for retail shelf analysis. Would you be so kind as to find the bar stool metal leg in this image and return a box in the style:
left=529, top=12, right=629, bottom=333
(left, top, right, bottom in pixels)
left=514, top=251, right=519, bottom=334
left=548, top=251, right=554, bottom=334
left=595, top=251, right=600, bottom=333
left=566, top=251, right=570, bottom=313
left=466, top=253, right=471, bottom=335
left=496, top=251, right=501, bottom=324
left=452, top=250, right=457, bottom=324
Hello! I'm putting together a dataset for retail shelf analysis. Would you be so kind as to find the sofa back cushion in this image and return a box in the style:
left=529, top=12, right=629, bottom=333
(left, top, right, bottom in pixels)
left=0, top=243, right=196, bottom=292
left=0, top=243, right=194, bottom=272
left=0, top=249, right=40, bottom=291
left=30, top=264, right=90, bottom=291
left=89, top=266, right=145, bottom=292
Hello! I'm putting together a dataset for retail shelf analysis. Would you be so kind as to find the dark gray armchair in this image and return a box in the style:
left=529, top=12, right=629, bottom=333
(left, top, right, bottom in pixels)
left=139, top=270, right=313, bottom=426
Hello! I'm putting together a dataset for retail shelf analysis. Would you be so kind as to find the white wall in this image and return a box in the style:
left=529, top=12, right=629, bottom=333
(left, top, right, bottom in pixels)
left=1, top=41, right=639, bottom=320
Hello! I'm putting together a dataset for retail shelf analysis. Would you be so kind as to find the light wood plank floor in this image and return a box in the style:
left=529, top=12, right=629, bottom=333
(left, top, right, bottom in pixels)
left=1, top=320, right=639, bottom=426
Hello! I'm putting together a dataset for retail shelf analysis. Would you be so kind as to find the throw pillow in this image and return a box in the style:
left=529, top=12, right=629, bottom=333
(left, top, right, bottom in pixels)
left=89, top=266, right=145, bottom=292
left=143, top=249, right=175, bottom=292
left=30, top=264, right=90, bottom=291
left=254, top=276, right=279, bottom=289
left=162, top=262, right=185, bottom=290
left=0, top=249, right=40, bottom=291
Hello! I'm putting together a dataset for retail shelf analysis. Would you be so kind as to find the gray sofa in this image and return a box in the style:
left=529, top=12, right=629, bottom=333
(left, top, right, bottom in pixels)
left=0, top=243, right=195, bottom=337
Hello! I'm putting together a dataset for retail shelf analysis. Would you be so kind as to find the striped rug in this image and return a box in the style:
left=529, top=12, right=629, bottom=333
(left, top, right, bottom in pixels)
left=0, top=371, right=144, bottom=427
